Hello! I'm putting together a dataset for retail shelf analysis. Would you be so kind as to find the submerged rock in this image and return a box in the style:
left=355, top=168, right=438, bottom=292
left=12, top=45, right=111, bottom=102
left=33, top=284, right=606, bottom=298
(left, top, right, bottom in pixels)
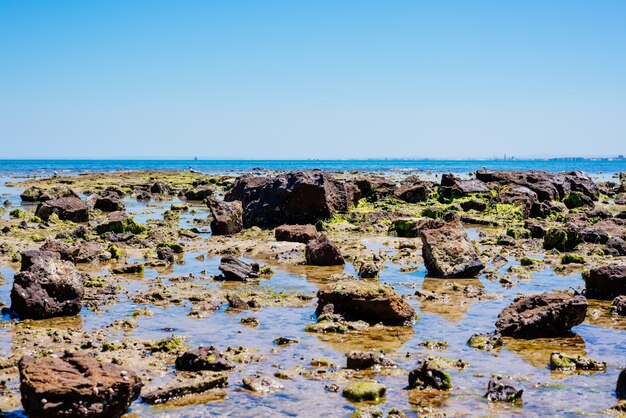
left=225, top=171, right=358, bottom=228
left=143, top=375, right=227, bottom=405
left=420, top=220, right=484, bottom=278
left=274, top=224, right=318, bottom=243
left=305, top=234, right=344, bottom=266
left=175, top=346, right=235, bottom=372
left=316, top=279, right=415, bottom=325
left=408, top=361, right=452, bottom=390
left=207, top=198, right=243, bottom=235
left=440, top=173, right=491, bottom=199
left=495, top=293, right=587, bottom=338
left=11, top=253, right=84, bottom=319
left=467, top=333, right=503, bottom=351
left=217, top=257, right=260, bottom=281
left=35, top=197, right=89, bottom=222
left=485, top=376, right=523, bottom=403
left=18, top=352, right=142, bottom=417
left=583, top=264, right=626, bottom=299
left=242, top=374, right=283, bottom=394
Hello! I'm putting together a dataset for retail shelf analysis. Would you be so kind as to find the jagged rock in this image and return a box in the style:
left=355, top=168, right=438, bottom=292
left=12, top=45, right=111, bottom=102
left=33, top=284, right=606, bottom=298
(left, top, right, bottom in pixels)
left=35, top=197, right=89, bottom=222
left=485, top=376, right=523, bottom=402
left=217, top=257, right=259, bottom=281
left=316, top=279, right=415, bottom=325
left=583, top=264, right=626, bottom=299
left=611, top=296, right=626, bottom=316
left=305, top=234, right=344, bottom=266
left=408, top=361, right=452, bottom=390
left=157, top=246, right=175, bottom=263
left=175, top=346, right=235, bottom=371
left=392, top=217, right=444, bottom=238
left=75, top=242, right=103, bottom=263
left=549, top=352, right=606, bottom=371
left=495, top=293, right=587, bottom=338
left=346, top=351, right=396, bottom=370
left=207, top=198, right=243, bottom=235
left=358, top=262, right=380, bottom=279
left=421, top=220, right=484, bottom=278
left=394, top=182, right=431, bottom=203
left=275, top=224, right=318, bottom=243
left=150, top=181, right=170, bottom=194
left=18, top=352, right=141, bottom=417
left=440, top=174, right=491, bottom=199
left=225, top=171, right=358, bottom=228
left=355, top=175, right=396, bottom=201
left=184, top=188, right=213, bottom=200
left=11, top=253, right=84, bottom=319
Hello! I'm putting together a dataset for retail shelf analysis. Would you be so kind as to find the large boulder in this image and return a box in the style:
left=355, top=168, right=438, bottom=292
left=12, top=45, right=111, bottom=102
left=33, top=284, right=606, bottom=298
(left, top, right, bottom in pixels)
left=543, top=223, right=581, bottom=251
left=275, top=224, right=318, bottom=243
left=315, top=279, right=415, bottom=325
left=207, top=198, right=243, bottom=235
left=583, top=264, right=626, bottom=299
left=394, top=177, right=432, bottom=203
left=19, top=352, right=142, bottom=418
left=217, top=257, right=259, bottom=281
left=11, top=253, right=84, bottom=319
left=225, top=171, right=358, bottom=228
left=476, top=170, right=599, bottom=202
left=420, top=220, right=484, bottom=278
left=305, top=234, right=344, bottom=266
left=605, top=237, right=626, bottom=256
left=495, top=293, right=588, bottom=338
left=35, top=197, right=89, bottom=222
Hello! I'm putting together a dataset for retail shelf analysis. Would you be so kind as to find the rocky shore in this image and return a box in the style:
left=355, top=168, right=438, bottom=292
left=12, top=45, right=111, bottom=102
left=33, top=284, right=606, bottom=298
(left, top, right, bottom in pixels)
left=0, top=168, right=625, bottom=416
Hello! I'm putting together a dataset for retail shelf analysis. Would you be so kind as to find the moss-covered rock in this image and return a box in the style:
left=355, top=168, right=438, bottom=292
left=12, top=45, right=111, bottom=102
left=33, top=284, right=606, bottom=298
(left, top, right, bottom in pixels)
left=342, top=381, right=386, bottom=402
left=549, top=352, right=606, bottom=371
left=561, top=254, right=586, bottom=265
left=543, top=225, right=580, bottom=251
left=467, top=333, right=503, bottom=351
left=408, top=361, right=452, bottom=390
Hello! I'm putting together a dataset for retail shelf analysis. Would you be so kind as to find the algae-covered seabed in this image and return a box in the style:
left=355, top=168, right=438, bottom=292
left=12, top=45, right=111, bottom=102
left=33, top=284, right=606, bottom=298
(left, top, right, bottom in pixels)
left=0, top=170, right=625, bottom=417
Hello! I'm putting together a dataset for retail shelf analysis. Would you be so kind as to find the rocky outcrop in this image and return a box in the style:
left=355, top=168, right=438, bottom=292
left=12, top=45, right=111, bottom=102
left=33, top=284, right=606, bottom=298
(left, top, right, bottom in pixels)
left=207, top=198, right=243, bottom=235
left=420, top=220, right=484, bottom=278
left=354, top=175, right=396, bottom=201
left=217, top=257, right=260, bottom=281
left=11, top=252, right=84, bottom=319
left=612, top=296, right=626, bottom=316
left=275, top=224, right=318, bottom=243
left=495, top=293, right=587, bottom=338
left=305, top=234, right=344, bottom=266
left=18, top=352, right=142, bottom=418
left=476, top=170, right=599, bottom=202
left=184, top=188, right=213, bottom=201
left=35, top=197, right=89, bottom=222
left=315, top=279, right=415, bottom=325
left=394, top=179, right=431, bottom=203
left=150, top=181, right=170, bottom=194
left=225, top=171, right=358, bottom=228
left=583, top=264, right=626, bottom=299
left=21, top=185, right=79, bottom=202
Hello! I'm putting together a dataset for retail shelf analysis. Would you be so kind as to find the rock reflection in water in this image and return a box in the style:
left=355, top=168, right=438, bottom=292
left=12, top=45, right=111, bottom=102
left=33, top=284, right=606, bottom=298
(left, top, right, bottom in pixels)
left=419, top=278, right=484, bottom=322
left=315, top=325, right=414, bottom=354
left=503, top=334, right=586, bottom=369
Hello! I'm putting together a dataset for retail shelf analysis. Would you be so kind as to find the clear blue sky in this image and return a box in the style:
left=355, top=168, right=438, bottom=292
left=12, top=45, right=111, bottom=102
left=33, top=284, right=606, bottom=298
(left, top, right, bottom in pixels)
left=1, top=1, right=625, bottom=159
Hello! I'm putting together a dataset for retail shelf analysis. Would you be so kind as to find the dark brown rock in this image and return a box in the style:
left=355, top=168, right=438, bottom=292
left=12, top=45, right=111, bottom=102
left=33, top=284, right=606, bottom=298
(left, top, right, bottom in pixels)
left=275, top=224, right=318, bottom=243
left=618, top=368, right=626, bottom=399
left=583, top=264, right=626, bottom=299
left=420, top=220, right=484, bottom=278
left=225, top=171, right=358, bottom=228
left=495, top=293, right=588, bottom=338
left=150, top=181, right=170, bottom=194
left=485, top=376, right=523, bottom=403
left=355, top=175, right=396, bottom=201
left=36, top=197, right=89, bottom=222
left=605, top=237, right=626, bottom=256
left=207, top=198, right=243, bottom=235
left=315, top=279, right=415, bottom=325
left=440, top=174, right=491, bottom=199
left=11, top=254, right=84, bottom=319
left=18, top=352, right=142, bottom=418
left=611, top=296, right=626, bottom=316
left=175, top=346, right=235, bottom=371
left=346, top=351, right=396, bottom=370
left=94, top=194, right=125, bottom=212
left=21, top=185, right=79, bottom=202
left=394, top=182, right=431, bottom=203
left=305, top=234, right=344, bottom=266
left=184, top=188, right=213, bottom=200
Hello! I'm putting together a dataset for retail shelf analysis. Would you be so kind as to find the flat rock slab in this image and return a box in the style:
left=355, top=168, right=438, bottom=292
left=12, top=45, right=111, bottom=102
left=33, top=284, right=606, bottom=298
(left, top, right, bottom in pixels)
left=18, top=352, right=142, bottom=418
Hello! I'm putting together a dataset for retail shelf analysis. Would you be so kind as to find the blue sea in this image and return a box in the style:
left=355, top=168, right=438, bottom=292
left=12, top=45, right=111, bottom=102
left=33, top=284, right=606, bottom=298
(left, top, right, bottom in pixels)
left=0, top=159, right=625, bottom=178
